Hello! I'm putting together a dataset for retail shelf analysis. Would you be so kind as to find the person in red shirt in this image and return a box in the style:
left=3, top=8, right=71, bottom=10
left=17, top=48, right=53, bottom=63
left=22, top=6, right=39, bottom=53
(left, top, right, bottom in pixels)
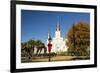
left=47, top=36, right=52, bottom=61
left=48, top=42, right=52, bottom=53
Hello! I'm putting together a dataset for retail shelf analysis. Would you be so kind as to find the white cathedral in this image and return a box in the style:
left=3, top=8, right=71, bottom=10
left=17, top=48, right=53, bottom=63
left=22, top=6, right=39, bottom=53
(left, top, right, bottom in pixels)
left=47, top=19, right=67, bottom=53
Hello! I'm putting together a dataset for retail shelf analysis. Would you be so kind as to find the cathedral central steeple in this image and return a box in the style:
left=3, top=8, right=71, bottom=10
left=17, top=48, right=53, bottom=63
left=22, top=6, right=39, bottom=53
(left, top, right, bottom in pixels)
left=56, top=17, right=60, bottom=31
left=55, top=17, right=61, bottom=38
left=56, top=22, right=60, bottom=31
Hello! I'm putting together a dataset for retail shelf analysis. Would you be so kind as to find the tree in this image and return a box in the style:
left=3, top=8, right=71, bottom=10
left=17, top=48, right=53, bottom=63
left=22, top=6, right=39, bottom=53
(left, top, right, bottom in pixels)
left=66, top=22, right=90, bottom=56
left=35, top=40, right=46, bottom=54
left=21, top=40, right=36, bottom=60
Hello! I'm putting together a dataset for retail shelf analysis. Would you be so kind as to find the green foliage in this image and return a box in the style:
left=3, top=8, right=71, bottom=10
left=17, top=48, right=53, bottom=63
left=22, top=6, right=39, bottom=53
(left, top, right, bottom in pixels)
left=21, top=39, right=46, bottom=60
left=60, top=51, right=67, bottom=56
left=66, top=22, right=90, bottom=56
left=35, top=40, right=45, bottom=48
left=21, top=39, right=45, bottom=49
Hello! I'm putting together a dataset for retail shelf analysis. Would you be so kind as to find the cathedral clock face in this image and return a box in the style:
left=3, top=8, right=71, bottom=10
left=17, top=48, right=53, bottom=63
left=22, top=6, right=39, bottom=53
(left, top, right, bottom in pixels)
left=57, top=46, right=59, bottom=49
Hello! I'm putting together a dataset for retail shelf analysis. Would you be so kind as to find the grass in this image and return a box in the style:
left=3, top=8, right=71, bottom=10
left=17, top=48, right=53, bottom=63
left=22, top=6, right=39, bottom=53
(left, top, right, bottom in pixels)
left=21, top=56, right=89, bottom=63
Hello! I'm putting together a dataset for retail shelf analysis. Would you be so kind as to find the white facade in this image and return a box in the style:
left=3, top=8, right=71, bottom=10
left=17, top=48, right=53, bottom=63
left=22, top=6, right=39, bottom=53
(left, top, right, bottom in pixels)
left=47, top=20, right=67, bottom=53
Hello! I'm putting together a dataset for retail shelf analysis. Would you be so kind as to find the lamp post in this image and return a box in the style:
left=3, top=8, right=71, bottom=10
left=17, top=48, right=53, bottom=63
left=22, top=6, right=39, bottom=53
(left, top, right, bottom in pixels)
left=47, top=36, right=52, bottom=62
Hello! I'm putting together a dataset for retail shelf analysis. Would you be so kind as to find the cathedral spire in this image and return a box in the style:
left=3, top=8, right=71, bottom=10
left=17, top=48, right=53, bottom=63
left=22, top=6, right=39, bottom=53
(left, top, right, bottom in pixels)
left=55, top=17, right=61, bottom=38
left=56, top=17, right=60, bottom=31
left=48, top=31, right=52, bottom=41
left=48, top=31, right=50, bottom=39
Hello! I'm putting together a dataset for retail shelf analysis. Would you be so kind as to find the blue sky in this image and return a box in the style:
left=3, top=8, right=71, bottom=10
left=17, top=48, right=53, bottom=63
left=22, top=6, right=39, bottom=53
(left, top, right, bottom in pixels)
left=21, top=10, right=90, bottom=44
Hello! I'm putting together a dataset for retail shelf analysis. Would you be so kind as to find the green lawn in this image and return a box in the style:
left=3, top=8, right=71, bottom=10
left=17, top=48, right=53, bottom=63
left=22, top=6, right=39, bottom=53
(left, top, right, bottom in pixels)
left=21, top=56, right=89, bottom=63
